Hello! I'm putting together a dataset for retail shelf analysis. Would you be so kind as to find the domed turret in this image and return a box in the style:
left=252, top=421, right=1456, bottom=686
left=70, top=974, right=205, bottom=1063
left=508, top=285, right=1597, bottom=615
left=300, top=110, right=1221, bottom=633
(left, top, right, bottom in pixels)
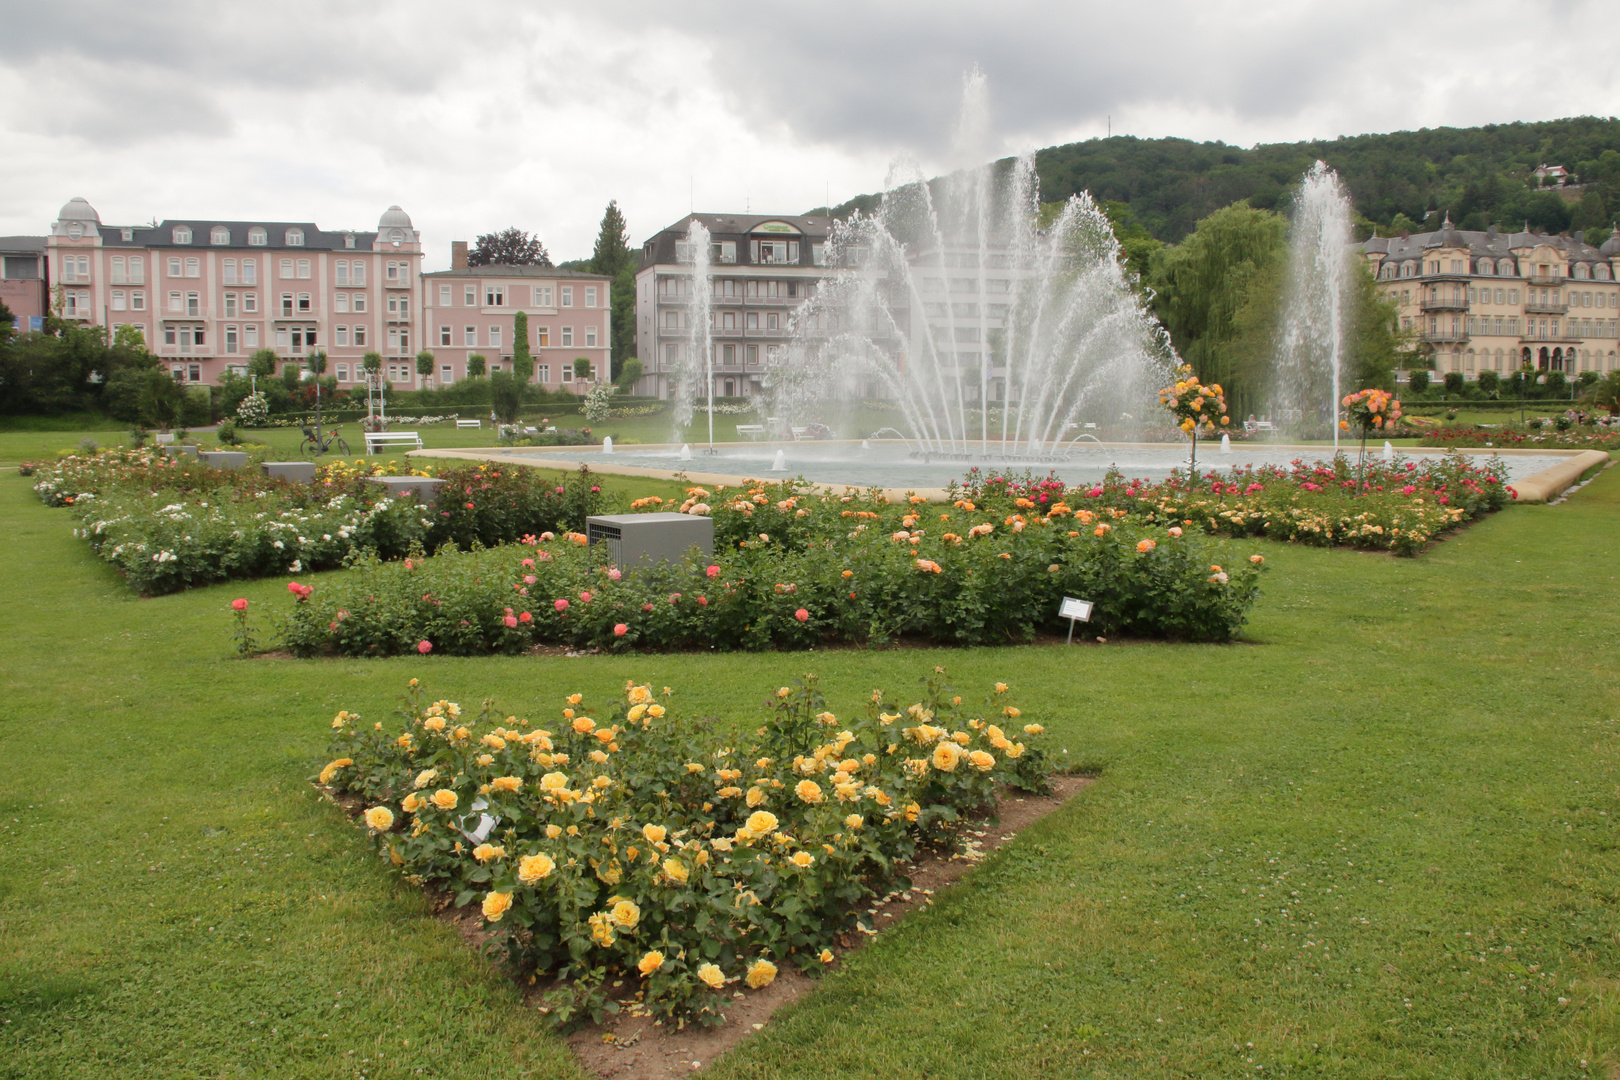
left=58, top=196, right=100, bottom=223
left=1435, top=213, right=1466, bottom=251
left=1602, top=223, right=1620, bottom=257
left=378, top=205, right=412, bottom=230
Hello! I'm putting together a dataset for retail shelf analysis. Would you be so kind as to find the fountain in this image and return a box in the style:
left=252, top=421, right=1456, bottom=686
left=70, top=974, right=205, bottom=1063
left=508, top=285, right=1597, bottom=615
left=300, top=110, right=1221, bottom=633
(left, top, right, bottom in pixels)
left=1220, top=433, right=1232, bottom=453
left=602, top=435, right=613, bottom=455
left=770, top=450, right=787, bottom=472
left=679, top=444, right=693, bottom=461
left=670, top=220, right=715, bottom=451
left=1382, top=440, right=1394, bottom=461
left=1275, top=161, right=1355, bottom=448
left=743, top=75, right=1170, bottom=464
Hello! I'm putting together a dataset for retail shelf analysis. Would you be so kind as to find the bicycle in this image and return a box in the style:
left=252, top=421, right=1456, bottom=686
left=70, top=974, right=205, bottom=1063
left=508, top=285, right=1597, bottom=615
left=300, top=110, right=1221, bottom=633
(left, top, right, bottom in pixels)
left=299, top=424, right=350, bottom=457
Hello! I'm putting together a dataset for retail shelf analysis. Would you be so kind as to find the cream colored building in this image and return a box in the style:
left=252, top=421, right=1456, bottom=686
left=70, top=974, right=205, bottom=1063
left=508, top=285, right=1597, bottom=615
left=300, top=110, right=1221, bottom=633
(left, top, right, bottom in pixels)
left=1363, top=219, right=1620, bottom=379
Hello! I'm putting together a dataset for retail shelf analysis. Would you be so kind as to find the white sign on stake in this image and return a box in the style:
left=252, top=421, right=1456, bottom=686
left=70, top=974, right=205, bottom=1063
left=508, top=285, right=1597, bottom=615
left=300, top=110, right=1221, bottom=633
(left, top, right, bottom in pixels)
left=1059, top=596, right=1094, bottom=644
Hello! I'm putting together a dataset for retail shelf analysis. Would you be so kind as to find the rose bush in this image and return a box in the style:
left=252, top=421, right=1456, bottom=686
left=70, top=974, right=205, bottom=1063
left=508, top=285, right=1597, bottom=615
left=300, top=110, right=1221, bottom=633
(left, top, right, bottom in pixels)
left=318, top=672, right=1052, bottom=1027
left=274, top=482, right=1265, bottom=655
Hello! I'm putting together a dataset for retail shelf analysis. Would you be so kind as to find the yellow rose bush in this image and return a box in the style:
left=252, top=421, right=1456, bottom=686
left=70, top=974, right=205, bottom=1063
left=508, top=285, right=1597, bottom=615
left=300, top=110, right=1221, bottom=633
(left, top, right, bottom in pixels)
left=318, top=671, right=1052, bottom=1028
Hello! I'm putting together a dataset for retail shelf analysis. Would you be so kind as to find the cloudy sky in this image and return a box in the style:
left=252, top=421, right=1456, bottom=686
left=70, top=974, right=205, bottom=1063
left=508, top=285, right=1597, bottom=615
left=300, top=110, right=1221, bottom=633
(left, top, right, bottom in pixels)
left=1, top=0, right=1615, bottom=266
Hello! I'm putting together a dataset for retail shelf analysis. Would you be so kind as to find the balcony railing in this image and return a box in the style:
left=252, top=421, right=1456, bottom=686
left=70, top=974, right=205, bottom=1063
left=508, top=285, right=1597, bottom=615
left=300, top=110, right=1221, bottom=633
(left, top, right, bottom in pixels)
left=1420, top=329, right=1469, bottom=343
left=1524, top=300, right=1568, bottom=314
left=1526, top=274, right=1564, bottom=287
left=1419, top=296, right=1468, bottom=312
left=1520, top=331, right=1579, bottom=343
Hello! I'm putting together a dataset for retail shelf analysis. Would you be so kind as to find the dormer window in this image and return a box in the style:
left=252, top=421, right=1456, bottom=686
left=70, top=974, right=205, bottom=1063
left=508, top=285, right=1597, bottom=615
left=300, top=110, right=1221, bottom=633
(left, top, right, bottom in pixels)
left=344, top=234, right=355, bottom=249
left=248, top=227, right=267, bottom=246
left=211, top=226, right=230, bottom=246
left=285, top=228, right=304, bottom=246
left=173, top=226, right=192, bottom=244
left=121, top=228, right=133, bottom=241
left=389, top=228, right=405, bottom=244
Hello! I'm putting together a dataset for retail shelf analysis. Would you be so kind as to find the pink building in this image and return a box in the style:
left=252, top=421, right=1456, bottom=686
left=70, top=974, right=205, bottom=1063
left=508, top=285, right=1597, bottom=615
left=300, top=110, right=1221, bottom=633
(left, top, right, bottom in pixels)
left=0, top=236, right=48, bottom=330
left=420, top=242, right=611, bottom=389
left=44, top=196, right=423, bottom=385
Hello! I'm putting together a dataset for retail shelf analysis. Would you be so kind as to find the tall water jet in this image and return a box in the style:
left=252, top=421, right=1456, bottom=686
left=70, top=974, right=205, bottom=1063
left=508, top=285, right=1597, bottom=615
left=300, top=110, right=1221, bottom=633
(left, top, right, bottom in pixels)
left=671, top=220, right=714, bottom=449
left=1275, top=161, right=1355, bottom=448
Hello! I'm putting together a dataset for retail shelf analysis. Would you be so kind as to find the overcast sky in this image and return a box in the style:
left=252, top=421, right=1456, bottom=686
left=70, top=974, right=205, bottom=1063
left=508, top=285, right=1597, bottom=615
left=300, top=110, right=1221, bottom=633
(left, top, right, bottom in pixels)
left=1, top=0, right=1615, bottom=267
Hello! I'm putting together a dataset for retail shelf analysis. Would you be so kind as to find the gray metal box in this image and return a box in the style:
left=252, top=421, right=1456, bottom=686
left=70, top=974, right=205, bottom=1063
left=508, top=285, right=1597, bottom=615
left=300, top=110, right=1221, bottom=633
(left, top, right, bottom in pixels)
left=198, top=451, right=250, bottom=470
left=263, top=461, right=318, bottom=484
left=586, top=513, right=713, bottom=570
left=366, top=476, right=445, bottom=504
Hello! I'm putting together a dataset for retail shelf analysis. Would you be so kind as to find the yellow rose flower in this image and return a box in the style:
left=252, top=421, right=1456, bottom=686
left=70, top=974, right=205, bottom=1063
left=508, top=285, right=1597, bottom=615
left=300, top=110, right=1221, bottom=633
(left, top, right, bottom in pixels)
left=567, top=693, right=583, bottom=706
left=711, top=837, right=735, bottom=852
left=745, top=958, right=777, bottom=989
left=819, top=948, right=835, bottom=964
left=518, top=853, right=556, bottom=883
left=1006, top=742, right=1026, bottom=759
left=430, top=789, right=458, bottom=811
left=968, top=750, right=996, bottom=772
left=401, top=792, right=424, bottom=814
left=490, top=776, right=522, bottom=793
left=637, top=950, right=665, bottom=976
left=363, top=806, right=394, bottom=831
left=697, top=962, right=725, bottom=989
left=663, top=858, right=690, bottom=884
left=540, top=772, right=570, bottom=792
left=610, top=899, right=640, bottom=929
left=476, top=753, right=494, bottom=767
left=423, top=716, right=446, bottom=733
left=642, top=823, right=667, bottom=844
left=931, top=742, right=963, bottom=772
left=844, top=814, right=863, bottom=830
left=904, top=802, right=921, bottom=822
left=572, top=716, right=596, bottom=734
left=413, top=768, right=438, bottom=789
left=790, top=851, right=815, bottom=869
left=745, top=786, right=767, bottom=808
left=481, top=891, right=513, bottom=922
left=545, top=824, right=563, bottom=839
left=627, top=683, right=654, bottom=706
left=318, top=758, right=352, bottom=785
left=795, top=780, right=824, bottom=804
left=473, top=843, right=506, bottom=862
left=1023, top=723, right=1045, bottom=736
left=627, top=704, right=647, bottom=723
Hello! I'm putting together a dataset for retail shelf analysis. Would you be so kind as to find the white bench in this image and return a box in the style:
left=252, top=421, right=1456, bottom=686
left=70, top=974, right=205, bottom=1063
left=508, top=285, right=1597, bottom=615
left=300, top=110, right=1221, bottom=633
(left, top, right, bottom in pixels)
left=455, top=419, right=481, bottom=429
left=735, top=424, right=766, bottom=439
left=154, top=432, right=175, bottom=445
left=364, top=431, right=424, bottom=454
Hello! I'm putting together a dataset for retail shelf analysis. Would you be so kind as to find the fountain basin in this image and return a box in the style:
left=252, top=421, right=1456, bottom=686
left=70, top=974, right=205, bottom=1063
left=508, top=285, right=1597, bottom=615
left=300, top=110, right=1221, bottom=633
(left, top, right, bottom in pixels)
left=409, top=440, right=1597, bottom=503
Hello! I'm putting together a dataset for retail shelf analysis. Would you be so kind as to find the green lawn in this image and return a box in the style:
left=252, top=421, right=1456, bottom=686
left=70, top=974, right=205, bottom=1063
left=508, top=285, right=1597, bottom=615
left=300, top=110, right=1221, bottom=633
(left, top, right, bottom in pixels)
left=3, top=449, right=1620, bottom=1077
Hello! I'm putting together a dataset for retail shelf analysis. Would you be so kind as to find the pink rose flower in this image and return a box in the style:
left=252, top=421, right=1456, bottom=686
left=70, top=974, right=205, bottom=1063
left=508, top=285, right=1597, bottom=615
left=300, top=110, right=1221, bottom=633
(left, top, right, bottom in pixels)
left=554, top=599, right=569, bottom=612
left=795, top=608, right=809, bottom=622
left=706, top=565, right=720, bottom=578
left=231, top=598, right=248, bottom=611
left=613, top=623, right=628, bottom=637
left=417, top=640, right=432, bottom=654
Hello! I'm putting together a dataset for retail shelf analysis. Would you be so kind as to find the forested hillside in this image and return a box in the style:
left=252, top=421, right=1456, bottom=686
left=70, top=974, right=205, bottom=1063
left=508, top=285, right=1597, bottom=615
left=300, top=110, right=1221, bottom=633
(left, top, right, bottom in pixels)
left=818, top=116, right=1620, bottom=244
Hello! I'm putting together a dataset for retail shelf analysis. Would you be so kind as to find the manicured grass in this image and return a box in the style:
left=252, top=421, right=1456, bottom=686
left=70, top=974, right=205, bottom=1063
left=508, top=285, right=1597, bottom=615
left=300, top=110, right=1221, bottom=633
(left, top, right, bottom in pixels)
left=3, top=448, right=1620, bottom=1077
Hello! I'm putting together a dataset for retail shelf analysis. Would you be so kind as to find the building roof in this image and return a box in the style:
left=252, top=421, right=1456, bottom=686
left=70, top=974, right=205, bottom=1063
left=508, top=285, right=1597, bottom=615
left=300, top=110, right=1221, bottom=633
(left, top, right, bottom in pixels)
left=422, top=264, right=609, bottom=280
left=639, top=212, right=832, bottom=269
left=0, top=236, right=46, bottom=254
left=1364, top=223, right=1611, bottom=265
left=90, top=219, right=386, bottom=252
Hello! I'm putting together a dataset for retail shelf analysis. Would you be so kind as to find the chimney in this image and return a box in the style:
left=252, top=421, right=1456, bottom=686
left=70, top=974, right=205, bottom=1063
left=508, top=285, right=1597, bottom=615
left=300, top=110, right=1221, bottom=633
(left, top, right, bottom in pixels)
left=451, top=241, right=468, bottom=270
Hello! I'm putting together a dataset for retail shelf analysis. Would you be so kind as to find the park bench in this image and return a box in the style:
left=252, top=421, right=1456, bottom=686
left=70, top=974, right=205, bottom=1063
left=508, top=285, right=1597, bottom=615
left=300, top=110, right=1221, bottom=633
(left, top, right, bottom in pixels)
left=455, top=419, right=482, bottom=429
left=364, top=430, right=424, bottom=454
left=735, top=424, right=766, bottom=439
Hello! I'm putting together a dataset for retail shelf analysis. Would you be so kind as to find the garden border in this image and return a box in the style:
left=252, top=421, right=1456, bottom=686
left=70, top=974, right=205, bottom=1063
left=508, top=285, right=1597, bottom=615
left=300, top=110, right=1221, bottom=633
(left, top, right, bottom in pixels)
left=406, top=442, right=1600, bottom=504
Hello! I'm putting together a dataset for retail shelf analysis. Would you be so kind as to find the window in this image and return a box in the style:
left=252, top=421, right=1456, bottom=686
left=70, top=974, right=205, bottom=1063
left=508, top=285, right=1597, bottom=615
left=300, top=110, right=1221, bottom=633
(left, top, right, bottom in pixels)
left=585, top=286, right=598, bottom=307
left=225, top=326, right=238, bottom=353
left=111, top=290, right=125, bottom=311
left=185, top=257, right=199, bottom=278
left=537, top=326, right=549, bottom=347
left=241, top=260, right=257, bottom=286
left=173, top=226, right=192, bottom=245
left=293, top=259, right=308, bottom=279
left=440, top=365, right=452, bottom=384
left=210, top=226, right=230, bottom=246
left=386, top=261, right=400, bottom=283
left=335, top=326, right=349, bottom=346
left=110, top=256, right=127, bottom=284
left=585, top=327, right=597, bottom=347
left=485, top=285, right=505, bottom=306
left=278, top=293, right=291, bottom=316
left=131, top=291, right=145, bottom=311
left=464, top=285, right=476, bottom=306
left=61, top=254, right=89, bottom=282
left=351, top=293, right=366, bottom=313
left=747, top=344, right=759, bottom=366
left=168, top=291, right=182, bottom=313
left=350, top=262, right=365, bottom=286
left=335, top=293, right=349, bottom=313
left=812, top=244, right=826, bottom=266
left=336, top=363, right=350, bottom=381
left=280, top=258, right=293, bottom=279
left=244, top=324, right=258, bottom=348
left=353, top=324, right=366, bottom=346
left=742, top=312, right=754, bottom=330
left=439, top=325, right=451, bottom=346
left=388, top=294, right=409, bottom=318
left=167, top=257, right=182, bottom=278
left=242, top=293, right=257, bottom=314
left=533, top=285, right=553, bottom=307
left=561, top=286, right=573, bottom=307
left=336, top=262, right=349, bottom=286
left=537, top=364, right=550, bottom=383
left=439, top=284, right=451, bottom=306
left=285, top=228, right=304, bottom=246
left=247, top=227, right=266, bottom=246
left=561, top=326, right=573, bottom=347
left=767, top=312, right=779, bottom=330
left=489, top=325, right=501, bottom=348
left=465, top=326, right=477, bottom=346
left=297, top=293, right=311, bottom=313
